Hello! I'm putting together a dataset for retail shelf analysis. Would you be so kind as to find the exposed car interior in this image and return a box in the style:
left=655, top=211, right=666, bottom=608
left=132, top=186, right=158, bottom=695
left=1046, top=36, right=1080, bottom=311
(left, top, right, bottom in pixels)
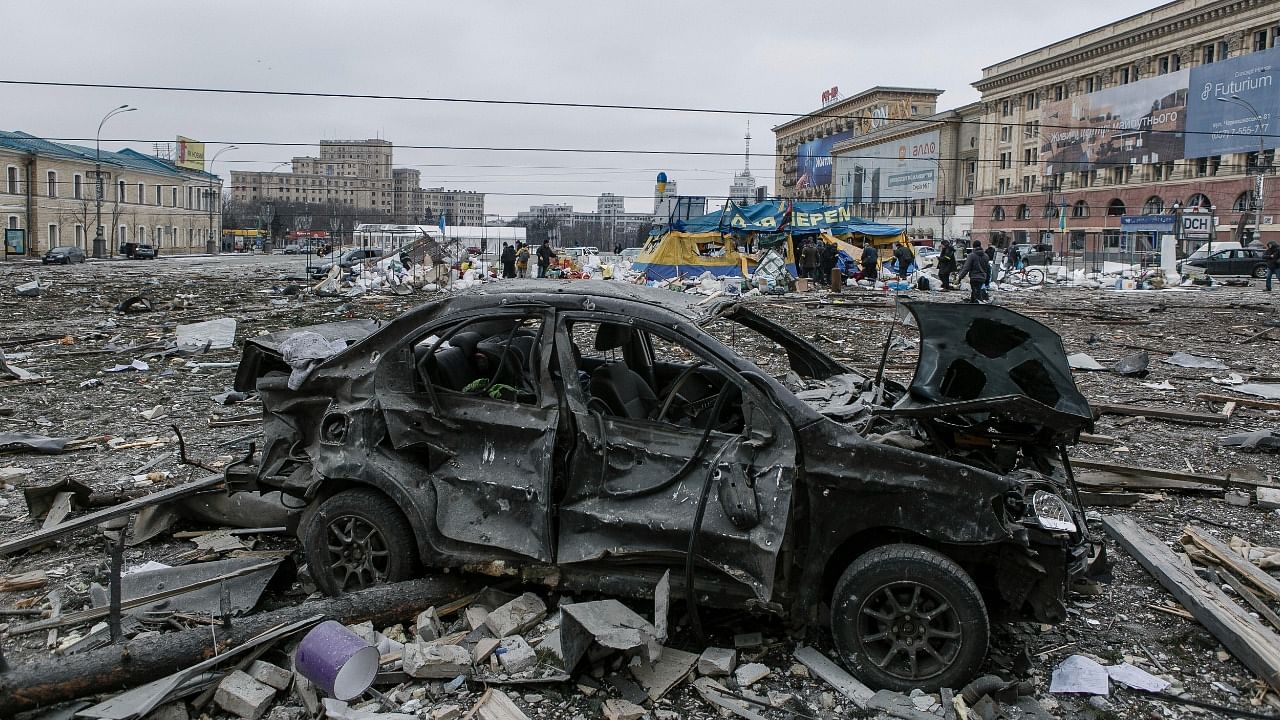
left=414, top=316, right=543, bottom=402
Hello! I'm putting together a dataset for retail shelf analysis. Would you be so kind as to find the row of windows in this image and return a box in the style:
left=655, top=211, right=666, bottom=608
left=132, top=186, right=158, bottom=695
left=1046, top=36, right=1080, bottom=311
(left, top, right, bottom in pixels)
left=5, top=165, right=215, bottom=209
left=5, top=216, right=213, bottom=248
left=990, top=192, right=1246, bottom=221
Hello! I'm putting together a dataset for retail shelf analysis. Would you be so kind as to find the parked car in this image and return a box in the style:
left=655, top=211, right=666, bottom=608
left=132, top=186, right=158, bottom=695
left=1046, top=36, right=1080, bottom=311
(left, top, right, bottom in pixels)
left=309, top=247, right=385, bottom=278
left=1177, top=241, right=1243, bottom=271
left=1011, top=243, right=1054, bottom=265
left=620, top=247, right=642, bottom=262
left=282, top=244, right=303, bottom=255
left=133, top=244, right=158, bottom=260
left=561, top=246, right=599, bottom=258
left=1181, top=247, right=1271, bottom=277
left=228, top=282, right=1101, bottom=692
left=42, top=245, right=86, bottom=265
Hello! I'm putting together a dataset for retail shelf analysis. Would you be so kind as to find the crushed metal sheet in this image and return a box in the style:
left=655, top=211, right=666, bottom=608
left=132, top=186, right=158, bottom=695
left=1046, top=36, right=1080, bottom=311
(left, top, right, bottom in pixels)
left=88, top=557, right=280, bottom=617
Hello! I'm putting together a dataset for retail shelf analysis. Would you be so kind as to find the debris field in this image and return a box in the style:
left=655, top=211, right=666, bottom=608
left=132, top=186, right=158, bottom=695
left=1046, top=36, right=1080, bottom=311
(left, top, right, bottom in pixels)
left=1, top=255, right=1279, bottom=720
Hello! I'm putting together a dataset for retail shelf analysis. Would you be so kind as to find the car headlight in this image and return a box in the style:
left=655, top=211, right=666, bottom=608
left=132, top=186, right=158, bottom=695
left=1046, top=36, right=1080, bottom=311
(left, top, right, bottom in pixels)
left=1029, top=490, right=1077, bottom=533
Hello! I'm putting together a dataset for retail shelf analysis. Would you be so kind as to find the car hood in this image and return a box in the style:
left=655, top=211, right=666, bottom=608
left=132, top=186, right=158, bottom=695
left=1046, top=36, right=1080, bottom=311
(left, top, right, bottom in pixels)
left=233, top=319, right=382, bottom=392
left=878, top=302, right=1093, bottom=444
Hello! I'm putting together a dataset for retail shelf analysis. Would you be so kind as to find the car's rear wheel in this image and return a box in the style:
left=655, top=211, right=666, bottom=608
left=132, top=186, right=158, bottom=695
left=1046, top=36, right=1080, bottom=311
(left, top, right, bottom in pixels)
left=1253, top=264, right=1268, bottom=278
left=302, top=488, right=417, bottom=595
left=830, top=543, right=988, bottom=692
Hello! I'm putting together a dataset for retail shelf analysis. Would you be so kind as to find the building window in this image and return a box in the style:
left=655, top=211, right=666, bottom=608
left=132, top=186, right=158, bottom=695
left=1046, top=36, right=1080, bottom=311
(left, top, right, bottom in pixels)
left=171, top=187, right=178, bottom=206
left=138, top=225, right=146, bottom=242
left=155, top=185, right=162, bottom=205
left=1158, top=56, right=1169, bottom=75
left=1023, top=121, right=1039, bottom=140
left=1172, top=54, right=1181, bottom=71
left=137, top=183, right=144, bottom=204
left=1186, top=193, right=1212, bottom=208
left=1054, top=84, right=1066, bottom=101
left=1218, top=40, right=1230, bottom=60
left=1107, top=199, right=1126, bottom=216
left=5, top=166, right=17, bottom=194
left=1024, top=92, right=1040, bottom=111
left=48, top=224, right=58, bottom=245
left=1233, top=192, right=1251, bottom=212
left=1001, top=99, right=1012, bottom=117
left=1021, top=176, right=1037, bottom=193
left=47, top=171, right=57, bottom=198
left=999, top=151, right=1012, bottom=169
left=118, top=180, right=126, bottom=201
left=75, top=224, right=84, bottom=247
left=1142, top=196, right=1164, bottom=214
left=1072, top=201, right=1090, bottom=218
left=1085, top=76, right=1100, bottom=93
left=1203, top=43, right=1216, bottom=64
left=1118, top=66, right=1131, bottom=84
left=1255, top=30, right=1268, bottom=52
left=1023, top=148, right=1036, bottom=166
left=1016, top=204, right=1030, bottom=220
left=7, top=216, right=17, bottom=229
left=74, top=174, right=82, bottom=199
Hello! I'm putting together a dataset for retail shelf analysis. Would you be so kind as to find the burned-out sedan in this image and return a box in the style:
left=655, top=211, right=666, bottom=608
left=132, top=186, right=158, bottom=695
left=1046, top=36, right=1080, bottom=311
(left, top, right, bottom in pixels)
left=228, top=281, right=1102, bottom=691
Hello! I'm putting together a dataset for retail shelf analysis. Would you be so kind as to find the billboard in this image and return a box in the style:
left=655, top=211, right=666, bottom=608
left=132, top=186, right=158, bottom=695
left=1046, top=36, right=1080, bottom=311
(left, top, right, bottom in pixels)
left=1041, top=69, right=1188, bottom=175
left=176, top=136, right=205, bottom=171
left=833, top=130, right=941, bottom=204
left=795, top=131, right=855, bottom=190
left=1185, top=45, right=1280, bottom=158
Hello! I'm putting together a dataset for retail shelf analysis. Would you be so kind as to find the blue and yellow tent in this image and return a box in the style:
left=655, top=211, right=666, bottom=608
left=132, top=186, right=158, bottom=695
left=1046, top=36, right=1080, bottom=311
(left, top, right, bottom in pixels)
left=632, top=200, right=907, bottom=282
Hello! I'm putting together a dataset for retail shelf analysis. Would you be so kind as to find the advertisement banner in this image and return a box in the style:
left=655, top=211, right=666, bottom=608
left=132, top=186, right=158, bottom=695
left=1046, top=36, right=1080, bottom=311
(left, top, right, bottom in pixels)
left=4, top=228, right=25, bottom=255
left=1186, top=46, right=1280, bottom=157
left=176, top=136, right=205, bottom=171
left=1041, top=70, right=1188, bottom=175
left=795, top=131, right=855, bottom=190
left=833, top=130, right=941, bottom=204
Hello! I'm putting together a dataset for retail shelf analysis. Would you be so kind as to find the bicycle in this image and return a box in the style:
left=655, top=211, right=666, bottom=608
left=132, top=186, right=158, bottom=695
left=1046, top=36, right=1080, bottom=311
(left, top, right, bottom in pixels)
left=996, top=262, right=1046, bottom=286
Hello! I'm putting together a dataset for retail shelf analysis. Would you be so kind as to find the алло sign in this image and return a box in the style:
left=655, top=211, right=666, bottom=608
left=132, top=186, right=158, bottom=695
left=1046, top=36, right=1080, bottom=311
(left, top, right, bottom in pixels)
left=1186, top=45, right=1280, bottom=157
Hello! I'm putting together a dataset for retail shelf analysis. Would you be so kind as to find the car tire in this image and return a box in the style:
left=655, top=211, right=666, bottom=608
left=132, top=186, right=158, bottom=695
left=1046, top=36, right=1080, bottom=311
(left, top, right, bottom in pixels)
left=830, top=543, right=988, bottom=692
left=301, top=488, right=418, bottom=596
left=1253, top=265, right=1268, bottom=278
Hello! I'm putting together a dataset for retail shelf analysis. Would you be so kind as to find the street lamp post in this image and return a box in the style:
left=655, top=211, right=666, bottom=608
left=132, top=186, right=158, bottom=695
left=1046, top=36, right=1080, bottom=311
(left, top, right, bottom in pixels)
left=1217, top=95, right=1268, bottom=245
left=206, top=145, right=238, bottom=255
left=92, top=105, right=136, bottom=259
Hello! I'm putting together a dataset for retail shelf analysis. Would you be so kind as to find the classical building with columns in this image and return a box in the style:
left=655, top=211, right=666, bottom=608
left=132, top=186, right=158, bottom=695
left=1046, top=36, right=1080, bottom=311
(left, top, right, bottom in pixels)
left=970, top=0, right=1280, bottom=256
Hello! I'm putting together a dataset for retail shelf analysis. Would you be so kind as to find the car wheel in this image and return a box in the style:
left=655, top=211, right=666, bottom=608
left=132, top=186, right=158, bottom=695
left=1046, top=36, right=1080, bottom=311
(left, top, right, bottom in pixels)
left=1253, top=264, right=1268, bottom=278
left=301, top=488, right=418, bottom=595
left=830, top=543, right=988, bottom=692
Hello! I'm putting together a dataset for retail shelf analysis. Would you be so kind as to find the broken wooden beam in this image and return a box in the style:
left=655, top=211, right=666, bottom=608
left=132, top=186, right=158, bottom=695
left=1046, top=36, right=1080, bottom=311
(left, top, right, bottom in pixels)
left=1091, top=403, right=1228, bottom=425
left=0, top=576, right=474, bottom=714
left=1183, top=526, right=1280, bottom=606
left=1103, top=514, right=1280, bottom=693
left=1197, top=393, right=1280, bottom=412
left=1070, top=459, right=1279, bottom=491
left=0, top=474, right=223, bottom=556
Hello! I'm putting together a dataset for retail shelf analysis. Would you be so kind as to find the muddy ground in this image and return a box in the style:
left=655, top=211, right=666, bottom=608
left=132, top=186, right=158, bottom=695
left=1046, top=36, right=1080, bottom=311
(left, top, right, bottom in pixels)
left=1, top=254, right=1279, bottom=719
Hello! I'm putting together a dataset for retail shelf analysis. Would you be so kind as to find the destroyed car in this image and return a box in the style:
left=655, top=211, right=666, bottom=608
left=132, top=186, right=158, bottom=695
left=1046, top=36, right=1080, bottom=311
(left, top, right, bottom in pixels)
left=229, top=281, right=1101, bottom=691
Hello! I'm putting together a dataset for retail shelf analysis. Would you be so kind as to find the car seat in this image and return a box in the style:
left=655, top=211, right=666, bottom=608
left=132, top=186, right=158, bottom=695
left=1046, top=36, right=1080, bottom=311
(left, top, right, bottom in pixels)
left=590, top=363, right=657, bottom=419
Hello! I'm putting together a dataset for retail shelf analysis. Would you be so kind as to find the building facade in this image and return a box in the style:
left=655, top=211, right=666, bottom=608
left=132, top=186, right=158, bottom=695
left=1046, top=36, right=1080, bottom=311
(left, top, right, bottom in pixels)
left=772, top=86, right=944, bottom=201
left=831, top=102, right=982, bottom=241
left=970, top=0, right=1280, bottom=254
left=516, top=195, right=654, bottom=248
left=1, top=130, right=222, bottom=257
left=423, top=187, right=485, bottom=227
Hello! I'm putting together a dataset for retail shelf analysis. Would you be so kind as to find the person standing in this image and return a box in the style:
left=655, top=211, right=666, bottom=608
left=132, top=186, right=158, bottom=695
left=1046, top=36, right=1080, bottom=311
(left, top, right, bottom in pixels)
left=1265, top=241, right=1280, bottom=291
left=957, top=241, right=991, bottom=303
left=799, top=241, right=818, bottom=284
left=500, top=243, right=517, bottom=279
left=892, top=241, right=914, bottom=277
left=860, top=241, right=879, bottom=282
left=516, top=242, right=530, bottom=278
left=819, top=241, right=837, bottom=286
left=536, top=242, right=555, bottom=278
left=938, top=239, right=957, bottom=290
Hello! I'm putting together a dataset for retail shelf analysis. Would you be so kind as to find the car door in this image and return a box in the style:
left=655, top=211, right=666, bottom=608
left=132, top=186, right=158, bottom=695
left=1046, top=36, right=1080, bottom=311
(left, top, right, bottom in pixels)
left=552, top=311, right=798, bottom=603
left=374, top=307, right=559, bottom=563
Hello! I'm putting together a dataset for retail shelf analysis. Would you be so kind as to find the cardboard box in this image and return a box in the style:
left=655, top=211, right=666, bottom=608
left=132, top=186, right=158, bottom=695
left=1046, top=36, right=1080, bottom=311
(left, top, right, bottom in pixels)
left=794, top=278, right=811, bottom=292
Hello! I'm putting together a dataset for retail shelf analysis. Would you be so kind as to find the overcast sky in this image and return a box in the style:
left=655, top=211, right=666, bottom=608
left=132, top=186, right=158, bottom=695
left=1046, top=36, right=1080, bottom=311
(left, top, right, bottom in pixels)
left=4, top=0, right=1162, bottom=218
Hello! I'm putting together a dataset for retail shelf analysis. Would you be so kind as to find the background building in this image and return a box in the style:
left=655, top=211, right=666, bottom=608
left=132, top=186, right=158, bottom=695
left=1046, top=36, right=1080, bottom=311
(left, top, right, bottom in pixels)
left=515, top=194, right=654, bottom=248
left=2, top=130, right=222, bottom=257
left=832, top=102, right=982, bottom=241
left=772, top=86, right=944, bottom=201
left=728, top=125, right=758, bottom=204
left=970, top=0, right=1280, bottom=255
left=423, top=187, right=485, bottom=227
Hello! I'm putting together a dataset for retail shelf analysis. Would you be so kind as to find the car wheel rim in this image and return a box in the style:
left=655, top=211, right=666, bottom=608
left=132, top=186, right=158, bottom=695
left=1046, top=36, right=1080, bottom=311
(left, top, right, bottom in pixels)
left=854, top=581, right=963, bottom=682
left=325, top=514, right=391, bottom=591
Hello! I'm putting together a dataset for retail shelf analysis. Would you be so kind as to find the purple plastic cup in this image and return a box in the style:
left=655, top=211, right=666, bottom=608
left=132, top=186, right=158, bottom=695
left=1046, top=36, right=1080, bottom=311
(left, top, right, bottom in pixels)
left=294, top=620, right=380, bottom=700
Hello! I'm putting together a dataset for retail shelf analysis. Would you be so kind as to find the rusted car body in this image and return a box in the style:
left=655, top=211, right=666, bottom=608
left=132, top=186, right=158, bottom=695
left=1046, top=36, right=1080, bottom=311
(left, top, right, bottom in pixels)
left=228, top=280, right=1101, bottom=690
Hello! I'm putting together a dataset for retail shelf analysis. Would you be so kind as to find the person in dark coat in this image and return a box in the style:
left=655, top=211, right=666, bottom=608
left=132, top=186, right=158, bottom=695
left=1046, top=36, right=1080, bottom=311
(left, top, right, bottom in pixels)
left=536, top=243, right=555, bottom=278
left=957, top=241, right=991, bottom=303
left=500, top=243, right=517, bottom=278
left=892, top=242, right=915, bottom=277
left=799, top=241, right=819, bottom=283
left=818, top=241, right=837, bottom=285
left=1265, top=241, right=1280, bottom=292
left=937, top=240, right=957, bottom=290
left=860, top=241, right=879, bottom=282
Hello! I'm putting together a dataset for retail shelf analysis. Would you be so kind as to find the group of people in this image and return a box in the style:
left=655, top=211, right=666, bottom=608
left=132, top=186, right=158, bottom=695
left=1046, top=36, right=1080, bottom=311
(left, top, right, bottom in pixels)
left=797, top=239, right=839, bottom=286
left=498, top=241, right=558, bottom=279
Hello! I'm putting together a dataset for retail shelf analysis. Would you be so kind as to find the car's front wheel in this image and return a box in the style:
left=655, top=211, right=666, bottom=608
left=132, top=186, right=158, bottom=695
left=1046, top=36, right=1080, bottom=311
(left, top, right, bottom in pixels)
left=1253, top=264, right=1268, bottom=278
left=301, top=488, right=418, bottom=595
left=830, top=544, right=988, bottom=692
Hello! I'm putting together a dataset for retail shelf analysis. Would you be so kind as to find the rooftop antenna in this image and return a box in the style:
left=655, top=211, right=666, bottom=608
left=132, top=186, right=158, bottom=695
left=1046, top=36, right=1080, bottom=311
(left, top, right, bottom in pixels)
left=743, top=120, right=752, bottom=174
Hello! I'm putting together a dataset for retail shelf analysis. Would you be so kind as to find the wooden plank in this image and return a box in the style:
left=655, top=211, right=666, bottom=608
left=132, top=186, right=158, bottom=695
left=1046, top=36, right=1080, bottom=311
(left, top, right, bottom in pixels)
left=1077, top=490, right=1142, bottom=507
left=463, top=688, right=532, bottom=720
left=1184, top=526, right=1280, bottom=605
left=0, top=474, right=224, bottom=556
left=1092, top=402, right=1228, bottom=425
left=1197, top=393, right=1280, bottom=412
left=1071, top=459, right=1280, bottom=491
left=1078, top=433, right=1118, bottom=446
left=794, top=645, right=874, bottom=708
left=1220, top=568, right=1280, bottom=633
left=1074, top=470, right=1221, bottom=494
left=1103, top=514, right=1280, bottom=693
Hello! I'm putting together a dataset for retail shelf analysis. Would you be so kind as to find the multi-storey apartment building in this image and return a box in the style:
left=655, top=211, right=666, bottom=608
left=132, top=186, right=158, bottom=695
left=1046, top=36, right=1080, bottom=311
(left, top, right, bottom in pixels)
left=1, top=130, right=223, bottom=257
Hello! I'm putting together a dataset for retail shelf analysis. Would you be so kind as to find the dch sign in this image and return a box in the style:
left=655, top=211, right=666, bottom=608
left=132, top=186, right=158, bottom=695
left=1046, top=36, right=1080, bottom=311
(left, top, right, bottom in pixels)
left=1180, top=212, right=1213, bottom=240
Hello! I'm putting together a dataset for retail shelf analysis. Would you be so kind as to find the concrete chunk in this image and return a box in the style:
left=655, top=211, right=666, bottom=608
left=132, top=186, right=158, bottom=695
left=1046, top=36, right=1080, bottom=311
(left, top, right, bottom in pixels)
left=248, top=659, right=292, bottom=691
left=214, top=669, right=276, bottom=720
left=403, top=641, right=472, bottom=679
left=473, top=637, right=501, bottom=663
left=1257, top=486, right=1280, bottom=509
left=559, top=599, right=663, bottom=673
left=484, top=592, right=547, bottom=638
left=497, top=635, right=537, bottom=673
left=601, top=698, right=646, bottom=720
left=465, top=606, right=490, bottom=631
left=734, top=662, right=770, bottom=688
left=697, top=647, right=738, bottom=677
left=631, top=647, right=698, bottom=701
left=416, top=606, right=444, bottom=641
left=1225, top=490, right=1252, bottom=507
